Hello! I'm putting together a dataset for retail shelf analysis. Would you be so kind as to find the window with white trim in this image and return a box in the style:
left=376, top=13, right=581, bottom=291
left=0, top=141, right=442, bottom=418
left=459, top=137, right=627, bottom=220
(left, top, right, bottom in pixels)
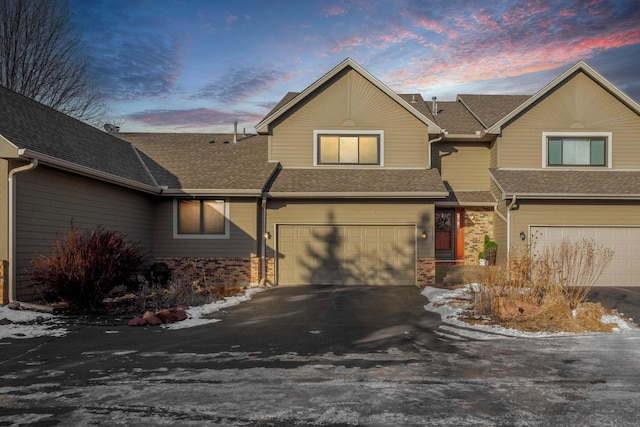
left=542, top=132, right=611, bottom=168
left=315, top=130, right=383, bottom=165
left=174, top=199, right=229, bottom=239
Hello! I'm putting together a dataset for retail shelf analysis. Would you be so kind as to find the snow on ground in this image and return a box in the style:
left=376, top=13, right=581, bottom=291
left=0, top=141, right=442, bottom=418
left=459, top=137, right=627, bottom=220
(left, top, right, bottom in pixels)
left=0, top=305, right=68, bottom=340
left=422, top=284, right=635, bottom=340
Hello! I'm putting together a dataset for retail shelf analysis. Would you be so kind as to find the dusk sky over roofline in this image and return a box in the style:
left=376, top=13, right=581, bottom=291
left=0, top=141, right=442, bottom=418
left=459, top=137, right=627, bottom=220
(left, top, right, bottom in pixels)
left=69, top=0, right=640, bottom=133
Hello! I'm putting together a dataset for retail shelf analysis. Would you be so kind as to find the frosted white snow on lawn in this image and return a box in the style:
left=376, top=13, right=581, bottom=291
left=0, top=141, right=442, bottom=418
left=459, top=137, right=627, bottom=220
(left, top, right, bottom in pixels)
left=422, top=284, right=635, bottom=340
left=0, top=306, right=68, bottom=340
left=162, top=287, right=265, bottom=330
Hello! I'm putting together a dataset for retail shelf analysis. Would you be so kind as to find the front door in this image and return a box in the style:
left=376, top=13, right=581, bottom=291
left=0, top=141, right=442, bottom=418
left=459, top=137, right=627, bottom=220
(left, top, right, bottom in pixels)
left=435, top=209, right=455, bottom=260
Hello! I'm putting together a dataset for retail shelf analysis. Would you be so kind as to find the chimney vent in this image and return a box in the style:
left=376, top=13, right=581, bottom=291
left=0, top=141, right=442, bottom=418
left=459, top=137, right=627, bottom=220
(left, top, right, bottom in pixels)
left=431, top=97, right=438, bottom=116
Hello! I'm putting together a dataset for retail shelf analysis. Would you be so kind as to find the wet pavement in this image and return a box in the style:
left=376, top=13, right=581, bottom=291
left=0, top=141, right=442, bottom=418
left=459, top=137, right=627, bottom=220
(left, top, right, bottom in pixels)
left=1, top=285, right=640, bottom=426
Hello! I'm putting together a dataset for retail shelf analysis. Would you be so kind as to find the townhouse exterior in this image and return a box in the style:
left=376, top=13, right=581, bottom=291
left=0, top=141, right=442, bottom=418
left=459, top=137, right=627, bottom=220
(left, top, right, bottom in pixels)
left=1, top=58, right=639, bottom=303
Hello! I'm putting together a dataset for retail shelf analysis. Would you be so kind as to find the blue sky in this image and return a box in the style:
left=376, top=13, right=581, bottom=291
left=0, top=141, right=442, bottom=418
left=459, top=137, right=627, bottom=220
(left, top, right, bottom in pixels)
left=69, top=0, right=640, bottom=133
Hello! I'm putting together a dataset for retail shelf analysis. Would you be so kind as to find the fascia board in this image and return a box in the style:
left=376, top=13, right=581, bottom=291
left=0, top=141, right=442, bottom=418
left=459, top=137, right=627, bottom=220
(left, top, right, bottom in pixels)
left=256, top=58, right=441, bottom=134
left=161, top=188, right=263, bottom=196
left=0, top=133, right=20, bottom=158
left=19, top=149, right=161, bottom=194
left=267, top=191, right=449, bottom=198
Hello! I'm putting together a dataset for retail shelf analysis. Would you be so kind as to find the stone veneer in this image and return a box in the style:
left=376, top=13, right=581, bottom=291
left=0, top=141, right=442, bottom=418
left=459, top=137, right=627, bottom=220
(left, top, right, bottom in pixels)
left=154, top=257, right=275, bottom=286
left=417, top=257, right=436, bottom=288
left=463, top=208, right=494, bottom=265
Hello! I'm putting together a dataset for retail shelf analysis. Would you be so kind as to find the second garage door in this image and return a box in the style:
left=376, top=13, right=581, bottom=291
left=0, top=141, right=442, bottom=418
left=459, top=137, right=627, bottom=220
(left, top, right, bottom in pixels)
left=531, top=226, right=640, bottom=287
left=277, top=224, right=416, bottom=285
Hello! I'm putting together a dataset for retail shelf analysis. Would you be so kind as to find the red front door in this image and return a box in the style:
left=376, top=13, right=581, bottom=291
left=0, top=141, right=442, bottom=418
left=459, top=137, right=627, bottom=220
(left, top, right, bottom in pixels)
left=435, top=209, right=465, bottom=262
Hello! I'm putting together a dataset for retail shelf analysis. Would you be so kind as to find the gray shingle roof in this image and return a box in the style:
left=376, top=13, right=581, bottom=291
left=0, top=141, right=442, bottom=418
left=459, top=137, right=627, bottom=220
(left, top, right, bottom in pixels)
left=268, top=168, right=447, bottom=196
left=458, top=95, right=531, bottom=128
left=440, top=191, right=496, bottom=204
left=490, top=169, right=640, bottom=198
left=428, top=101, right=485, bottom=134
left=118, top=133, right=277, bottom=192
left=0, top=85, right=156, bottom=187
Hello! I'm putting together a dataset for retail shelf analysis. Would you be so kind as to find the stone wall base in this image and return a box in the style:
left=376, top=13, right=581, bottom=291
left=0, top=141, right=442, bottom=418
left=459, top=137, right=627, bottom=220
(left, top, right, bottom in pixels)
left=153, top=257, right=275, bottom=287
left=417, top=257, right=436, bottom=288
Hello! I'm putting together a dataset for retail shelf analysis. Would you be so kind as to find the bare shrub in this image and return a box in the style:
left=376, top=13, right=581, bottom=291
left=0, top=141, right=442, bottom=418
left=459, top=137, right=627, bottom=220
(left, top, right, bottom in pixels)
left=31, top=225, right=144, bottom=311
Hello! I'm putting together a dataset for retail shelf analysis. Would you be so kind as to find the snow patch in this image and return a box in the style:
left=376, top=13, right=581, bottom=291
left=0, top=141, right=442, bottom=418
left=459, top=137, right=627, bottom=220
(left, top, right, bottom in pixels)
left=0, top=305, right=68, bottom=340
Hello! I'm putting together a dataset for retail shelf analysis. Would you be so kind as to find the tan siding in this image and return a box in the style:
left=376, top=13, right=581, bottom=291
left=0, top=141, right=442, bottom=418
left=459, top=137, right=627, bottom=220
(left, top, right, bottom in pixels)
left=266, top=199, right=434, bottom=258
left=434, top=142, right=491, bottom=191
left=489, top=139, right=498, bottom=168
left=0, top=159, right=7, bottom=260
left=15, top=166, right=154, bottom=301
left=493, top=212, right=508, bottom=267
left=271, top=69, right=428, bottom=167
left=510, top=200, right=640, bottom=254
left=152, top=197, right=258, bottom=258
left=499, top=73, right=640, bottom=168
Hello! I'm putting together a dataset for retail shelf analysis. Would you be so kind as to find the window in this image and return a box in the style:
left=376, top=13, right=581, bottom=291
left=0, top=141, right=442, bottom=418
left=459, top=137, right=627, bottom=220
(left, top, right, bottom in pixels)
left=174, top=199, right=228, bottom=239
left=315, top=131, right=383, bottom=165
left=542, top=133, right=611, bottom=168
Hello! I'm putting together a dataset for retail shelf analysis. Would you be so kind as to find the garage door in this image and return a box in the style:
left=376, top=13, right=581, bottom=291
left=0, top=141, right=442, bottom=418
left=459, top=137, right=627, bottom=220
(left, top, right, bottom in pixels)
left=277, top=225, right=416, bottom=285
left=531, top=226, right=640, bottom=287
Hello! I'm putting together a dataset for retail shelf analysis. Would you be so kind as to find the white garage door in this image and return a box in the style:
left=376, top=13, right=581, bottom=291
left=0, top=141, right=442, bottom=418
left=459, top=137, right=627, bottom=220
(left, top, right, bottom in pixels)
left=531, top=226, right=640, bottom=287
left=277, top=224, right=416, bottom=285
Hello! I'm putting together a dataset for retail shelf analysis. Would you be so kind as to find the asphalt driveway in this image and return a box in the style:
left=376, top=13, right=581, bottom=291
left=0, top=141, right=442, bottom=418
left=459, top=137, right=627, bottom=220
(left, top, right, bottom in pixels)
left=2, top=285, right=640, bottom=426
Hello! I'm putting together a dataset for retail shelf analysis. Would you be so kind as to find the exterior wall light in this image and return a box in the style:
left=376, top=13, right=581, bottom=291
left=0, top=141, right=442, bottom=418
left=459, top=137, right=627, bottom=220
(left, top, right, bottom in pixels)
left=421, top=231, right=428, bottom=239
left=520, top=231, right=526, bottom=241
left=264, top=231, right=271, bottom=239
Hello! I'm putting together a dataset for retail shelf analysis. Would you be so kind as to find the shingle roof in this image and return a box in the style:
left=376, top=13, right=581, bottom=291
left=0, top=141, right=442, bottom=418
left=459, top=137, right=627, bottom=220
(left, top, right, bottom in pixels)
left=490, top=169, right=640, bottom=198
left=117, top=133, right=277, bottom=192
left=428, top=101, right=485, bottom=134
left=267, top=168, right=448, bottom=196
left=0, top=85, right=156, bottom=187
left=458, top=95, right=531, bottom=128
left=440, top=191, right=496, bottom=205
left=398, top=94, right=437, bottom=123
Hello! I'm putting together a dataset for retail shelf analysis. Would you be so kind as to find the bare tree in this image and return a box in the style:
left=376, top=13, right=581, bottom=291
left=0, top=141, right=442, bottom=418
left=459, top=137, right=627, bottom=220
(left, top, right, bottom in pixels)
left=0, top=0, right=108, bottom=125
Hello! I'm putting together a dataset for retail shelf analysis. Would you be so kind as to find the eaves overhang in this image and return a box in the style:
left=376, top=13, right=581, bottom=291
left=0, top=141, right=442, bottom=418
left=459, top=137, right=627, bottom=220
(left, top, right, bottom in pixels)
left=266, top=191, right=449, bottom=199
left=255, top=58, right=442, bottom=134
left=18, top=149, right=161, bottom=194
left=160, top=188, right=264, bottom=197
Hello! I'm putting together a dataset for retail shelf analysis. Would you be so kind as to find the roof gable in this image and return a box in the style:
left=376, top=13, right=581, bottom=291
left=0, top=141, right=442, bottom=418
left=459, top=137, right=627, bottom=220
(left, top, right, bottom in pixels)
left=487, top=61, right=640, bottom=134
left=256, top=58, right=441, bottom=134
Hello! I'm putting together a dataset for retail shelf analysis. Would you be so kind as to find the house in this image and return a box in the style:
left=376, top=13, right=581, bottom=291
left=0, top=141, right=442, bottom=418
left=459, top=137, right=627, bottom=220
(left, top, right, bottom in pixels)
left=1, top=58, right=639, bottom=303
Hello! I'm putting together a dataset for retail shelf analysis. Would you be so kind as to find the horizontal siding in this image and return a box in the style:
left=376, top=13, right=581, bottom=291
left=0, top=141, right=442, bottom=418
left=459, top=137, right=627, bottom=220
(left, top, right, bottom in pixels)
left=271, top=69, right=428, bottom=167
left=266, top=199, right=434, bottom=258
left=152, top=197, right=258, bottom=258
left=15, top=166, right=154, bottom=301
left=510, top=200, right=640, bottom=254
left=499, top=73, right=640, bottom=168
left=434, top=142, right=491, bottom=191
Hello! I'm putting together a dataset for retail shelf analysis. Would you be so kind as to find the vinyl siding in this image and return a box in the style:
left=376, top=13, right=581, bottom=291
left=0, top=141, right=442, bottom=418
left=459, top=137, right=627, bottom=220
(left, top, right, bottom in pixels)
left=15, top=166, right=154, bottom=301
left=266, top=199, right=434, bottom=258
left=270, top=69, right=428, bottom=167
left=510, top=200, right=640, bottom=254
left=0, top=159, right=7, bottom=260
left=152, top=197, right=259, bottom=258
left=433, top=141, right=491, bottom=191
left=498, top=73, right=640, bottom=168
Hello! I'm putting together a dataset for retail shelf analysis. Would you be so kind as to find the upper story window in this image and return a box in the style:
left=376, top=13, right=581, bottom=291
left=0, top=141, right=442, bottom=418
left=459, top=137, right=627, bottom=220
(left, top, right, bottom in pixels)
left=542, top=132, right=611, bottom=168
left=314, top=130, right=384, bottom=166
left=174, top=199, right=229, bottom=239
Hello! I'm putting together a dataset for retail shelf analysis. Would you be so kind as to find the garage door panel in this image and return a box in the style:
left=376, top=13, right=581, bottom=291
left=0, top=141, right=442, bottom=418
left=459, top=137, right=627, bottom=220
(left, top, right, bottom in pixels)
left=531, top=226, right=639, bottom=287
left=278, top=225, right=415, bottom=285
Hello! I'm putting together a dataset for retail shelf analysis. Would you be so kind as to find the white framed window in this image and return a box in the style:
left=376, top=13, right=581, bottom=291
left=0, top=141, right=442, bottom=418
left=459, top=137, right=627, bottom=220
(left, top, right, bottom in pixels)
left=542, top=132, right=612, bottom=168
left=313, top=130, right=384, bottom=166
left=173, top=198, right=229, bottom=239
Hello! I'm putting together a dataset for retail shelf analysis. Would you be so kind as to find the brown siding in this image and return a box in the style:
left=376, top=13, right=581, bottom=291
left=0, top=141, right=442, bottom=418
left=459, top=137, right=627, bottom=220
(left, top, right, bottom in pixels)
left=270, top=69, right=429, bottom=167
left=499, top=73, right=640, bottom=168
left=266, top=199, right=434, bottom=258
left=433, top=141, right=491, bottom=191
left=152, top=197, right=258, bottom=258
left=510, top=200, right=640, bottom=254
left=15, top=166, right=154, bottom=301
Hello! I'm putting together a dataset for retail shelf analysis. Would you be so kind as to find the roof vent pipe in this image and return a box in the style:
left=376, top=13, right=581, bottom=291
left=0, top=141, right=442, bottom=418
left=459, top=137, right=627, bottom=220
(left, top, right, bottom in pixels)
left=233, top=121, right=238, bottom=144
left=432, top=96, right=438, bottom=116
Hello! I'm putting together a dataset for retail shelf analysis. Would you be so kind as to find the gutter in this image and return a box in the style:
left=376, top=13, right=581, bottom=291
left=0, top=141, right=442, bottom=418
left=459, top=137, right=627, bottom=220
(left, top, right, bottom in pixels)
left=8, top=158, right=38, bottom=303
left=427, top=134, right=443, bottom=169
left=266, top=191, right=449, bottom=199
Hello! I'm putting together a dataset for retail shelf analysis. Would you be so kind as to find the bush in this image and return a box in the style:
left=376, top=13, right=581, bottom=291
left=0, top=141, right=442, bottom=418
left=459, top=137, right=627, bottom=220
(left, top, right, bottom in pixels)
left=31, top=225, right=145, bottom=311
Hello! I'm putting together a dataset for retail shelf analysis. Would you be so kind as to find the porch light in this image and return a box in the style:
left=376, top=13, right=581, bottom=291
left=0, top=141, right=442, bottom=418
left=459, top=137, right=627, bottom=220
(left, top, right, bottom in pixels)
left=421, top=231, right=427, bottom=239
left=264, top=231, right=271, bottom=239
left=520, top=231, right=526, bottom=241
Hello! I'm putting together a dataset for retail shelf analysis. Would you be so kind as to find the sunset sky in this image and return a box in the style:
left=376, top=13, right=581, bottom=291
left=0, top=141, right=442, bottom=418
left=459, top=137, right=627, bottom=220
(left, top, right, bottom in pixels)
left=69, top=0, right=640, bottom=133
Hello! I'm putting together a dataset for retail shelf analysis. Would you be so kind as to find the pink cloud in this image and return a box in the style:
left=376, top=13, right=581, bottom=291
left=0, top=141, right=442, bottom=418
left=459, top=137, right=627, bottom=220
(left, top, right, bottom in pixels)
left=225, top=14, right=238, bottom=25
left=324, top=5, right=347, bottom=17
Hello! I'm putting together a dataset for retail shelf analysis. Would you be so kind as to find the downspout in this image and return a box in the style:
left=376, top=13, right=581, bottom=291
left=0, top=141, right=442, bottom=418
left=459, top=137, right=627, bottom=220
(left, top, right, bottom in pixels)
left=505, top=195, right=517, bottom=266
left=8, top=158, right=38, bottom=303
left=259, top=196, right=268, bottom=287
left=427, top=132, right=444, bottom=168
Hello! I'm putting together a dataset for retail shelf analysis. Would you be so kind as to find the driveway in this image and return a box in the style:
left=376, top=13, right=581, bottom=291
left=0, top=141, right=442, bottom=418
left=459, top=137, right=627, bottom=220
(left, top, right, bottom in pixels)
left=1, top=285, right=640, bottom=426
